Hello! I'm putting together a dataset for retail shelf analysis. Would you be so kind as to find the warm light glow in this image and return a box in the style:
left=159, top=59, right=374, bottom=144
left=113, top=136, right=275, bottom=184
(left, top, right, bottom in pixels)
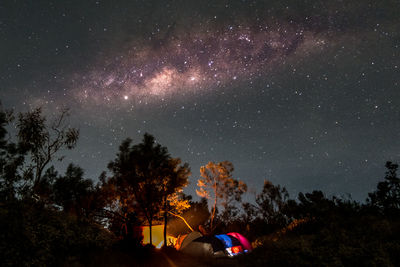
left=231, top=245, right=243, bottom=254
left=141, top=225, right=177, bottom=248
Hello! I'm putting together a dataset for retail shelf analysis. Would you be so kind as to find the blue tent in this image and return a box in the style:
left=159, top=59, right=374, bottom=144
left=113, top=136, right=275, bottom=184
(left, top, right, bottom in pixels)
left=215, top=234, right=243, bottom=256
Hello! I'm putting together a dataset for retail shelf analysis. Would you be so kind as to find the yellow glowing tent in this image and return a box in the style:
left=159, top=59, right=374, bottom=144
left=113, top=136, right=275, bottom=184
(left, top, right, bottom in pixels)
left=141, top=225, right=177, bottom=248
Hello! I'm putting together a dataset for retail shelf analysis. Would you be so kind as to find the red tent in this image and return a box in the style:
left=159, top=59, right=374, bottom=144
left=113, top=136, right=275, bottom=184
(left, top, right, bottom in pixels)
left=227, top=232, right=252, bottom=252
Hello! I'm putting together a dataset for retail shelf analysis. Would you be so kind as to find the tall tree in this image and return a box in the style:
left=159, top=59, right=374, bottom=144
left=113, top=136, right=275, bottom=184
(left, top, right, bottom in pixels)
left=107, top=133, right=189, bottom=245
left=196, top=161, right=247, bottom=232
left=159, top=157, right=190, bottom=247
left=17, top=107, right=79, bottom=196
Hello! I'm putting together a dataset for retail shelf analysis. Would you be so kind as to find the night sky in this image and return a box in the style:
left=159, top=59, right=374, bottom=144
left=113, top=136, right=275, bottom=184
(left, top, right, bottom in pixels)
left=1, top=0, right=399, bottom=201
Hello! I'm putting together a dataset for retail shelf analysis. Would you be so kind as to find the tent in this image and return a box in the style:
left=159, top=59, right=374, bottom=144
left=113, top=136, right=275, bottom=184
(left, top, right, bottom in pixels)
left=227, top=232, right=252, bottom=252
left=175, top=231, right=203, bottom=250
left=141, top=225, right=177, bottom=248
left=215, top=234, right=243, bottom=256
left=181, top=235, right=226, bottom=257
left=177, top=231, right=252, bottom=257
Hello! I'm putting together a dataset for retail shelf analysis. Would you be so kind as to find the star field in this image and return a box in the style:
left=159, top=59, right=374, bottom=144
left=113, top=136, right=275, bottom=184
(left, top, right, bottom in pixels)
left=73, top=23, right=323, bottom=104
left=1, top=0, right=399, bottom=201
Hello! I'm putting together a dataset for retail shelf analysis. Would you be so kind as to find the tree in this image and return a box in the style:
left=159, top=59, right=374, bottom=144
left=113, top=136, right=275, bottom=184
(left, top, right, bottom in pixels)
left=283, top=190, right=339, bottom=224
left=168, top=196, right=210, bottom=236
left=367, top=161, right=400, bottom=216
left=0, top=105, right=25, bottom=201
left=196, top=161, right=247, bottom=232
left=256, top=180, right=289, bottom=227
left=17, top=107, right=79, bottom=196
left=52, top=164, right=96, bottom=218
left=107, top=133, right=190, bottom=245
left=163, top=191, right=191, bottom=246
left=241, top=201, right=257, bottom=232
left=159, top=157, right=191, bottom=247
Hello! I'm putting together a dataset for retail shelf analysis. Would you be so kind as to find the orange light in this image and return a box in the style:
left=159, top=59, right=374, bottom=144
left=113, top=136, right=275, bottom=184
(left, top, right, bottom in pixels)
left=231, top=246, right=243, bottom=254
left=141, top=225, right=177, bottom=247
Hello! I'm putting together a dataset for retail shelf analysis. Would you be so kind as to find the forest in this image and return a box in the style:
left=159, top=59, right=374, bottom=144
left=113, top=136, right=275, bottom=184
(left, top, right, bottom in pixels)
left=1, top=105, right=399, bottom=266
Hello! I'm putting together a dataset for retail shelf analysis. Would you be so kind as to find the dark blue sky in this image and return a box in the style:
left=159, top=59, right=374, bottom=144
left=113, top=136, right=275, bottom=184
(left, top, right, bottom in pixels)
left=1, top=0, right=399, bottom=201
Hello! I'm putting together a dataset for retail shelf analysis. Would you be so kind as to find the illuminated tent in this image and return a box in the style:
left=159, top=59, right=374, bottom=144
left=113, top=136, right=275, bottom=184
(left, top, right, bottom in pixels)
left=175, top=231, right=203, bottom=250
left=177, top=231, right=252, bottom=257
left=227, top=232, right=252, bottom=252
left=180, top=235, right=226, bottom=257
left=141, top=225, right=177, bottom=248
left=215, top=234, right=243, bottom=256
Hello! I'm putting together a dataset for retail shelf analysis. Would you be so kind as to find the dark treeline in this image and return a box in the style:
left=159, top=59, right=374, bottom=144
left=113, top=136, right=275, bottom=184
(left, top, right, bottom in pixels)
left=1, top=105, right=399, bottom=266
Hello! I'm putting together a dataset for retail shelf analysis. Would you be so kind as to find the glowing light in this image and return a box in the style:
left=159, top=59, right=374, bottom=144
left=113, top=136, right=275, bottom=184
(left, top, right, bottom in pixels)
left=123, top=95, right=128, bottom=100
left=141, top=225, right=177, bottom=248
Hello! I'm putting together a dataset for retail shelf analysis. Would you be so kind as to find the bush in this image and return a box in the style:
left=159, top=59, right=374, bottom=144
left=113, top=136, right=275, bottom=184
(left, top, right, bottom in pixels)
left=0, top=200, right=114, bottom=266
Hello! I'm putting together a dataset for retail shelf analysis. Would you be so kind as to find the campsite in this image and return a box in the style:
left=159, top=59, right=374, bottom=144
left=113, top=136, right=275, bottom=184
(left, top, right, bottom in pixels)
left=1, top=106, right=400, bottom=266
left=1, top=0, right=400, bottom=265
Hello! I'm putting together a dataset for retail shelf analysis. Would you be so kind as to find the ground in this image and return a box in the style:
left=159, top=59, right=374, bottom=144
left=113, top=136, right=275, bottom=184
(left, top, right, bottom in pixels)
left=82, top=246, right=244, bottom=267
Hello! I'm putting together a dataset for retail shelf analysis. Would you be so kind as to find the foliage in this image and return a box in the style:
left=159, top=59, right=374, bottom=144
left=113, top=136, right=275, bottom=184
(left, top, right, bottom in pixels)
left=17, top=107, right=79, bottom=196
left=159, top=157, right=191, bottom=247
left=166, top=192, right=192, bottom=230
left=0, top=106, right=25, bottom=201
left=2, top=102, right=400, bottom=266
left=0, top=104, right=115, bottom=266
left=256, top=180, right=289, bottom=228
left=168, top=196, right=211, bottom=236
left=241, top=212, right=400, bottom=267
left=52, top=164, right=101, bottom=219
left=106, top=133, right=190, bottom=245
left=196, top=161, right=247, bottom=232
left=0, top=199, right=114, bottom=266
left=367, top=161, right=400, bottom=217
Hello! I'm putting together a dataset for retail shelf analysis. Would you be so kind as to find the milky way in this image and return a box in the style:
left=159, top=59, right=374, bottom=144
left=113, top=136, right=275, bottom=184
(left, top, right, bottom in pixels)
left=74, top=23, right=325, bottom=104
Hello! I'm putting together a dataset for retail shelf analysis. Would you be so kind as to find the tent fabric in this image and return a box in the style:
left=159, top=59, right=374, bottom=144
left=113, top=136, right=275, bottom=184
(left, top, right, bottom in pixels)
left=174, top=234, right=187, bottom=250
left=180, top=240, right=215, bottom=257
left=178, top=231, right=203, bottom=250
left=178, top=231, right=252, bottom=257
left=215, top=234, right=243, bottom=256
left=227, top=232, right=252, bottom=252
left=193, top=236, right=225, bottom=253
left=215, top=234, right=234, bottom=248
left=179, top=235, right=226, bottom=257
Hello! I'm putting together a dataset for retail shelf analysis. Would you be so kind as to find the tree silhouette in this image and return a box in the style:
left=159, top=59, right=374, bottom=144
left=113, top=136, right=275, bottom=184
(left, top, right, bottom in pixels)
left=107, top=133, right=189, bottom=245
left=17, top=107, right=79, bottom=196
left=0, top=105, right=25, bottom=201
left=256, top=180, right=289, bottom=227
left=367, top=161, right=400, bottom=216
left=196, top=161, right=247, bottom=232
left=53, top=164, right=95, bottom=218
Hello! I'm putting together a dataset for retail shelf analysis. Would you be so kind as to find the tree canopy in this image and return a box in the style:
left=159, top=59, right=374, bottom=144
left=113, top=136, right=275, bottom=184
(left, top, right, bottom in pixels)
left=106, top=133, right=190, bottom=245
left=17, top=107, right=79, bottom=196
left=196, top=161, right=247, bottom=232
left=368, top=161, right=400, bottom=217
